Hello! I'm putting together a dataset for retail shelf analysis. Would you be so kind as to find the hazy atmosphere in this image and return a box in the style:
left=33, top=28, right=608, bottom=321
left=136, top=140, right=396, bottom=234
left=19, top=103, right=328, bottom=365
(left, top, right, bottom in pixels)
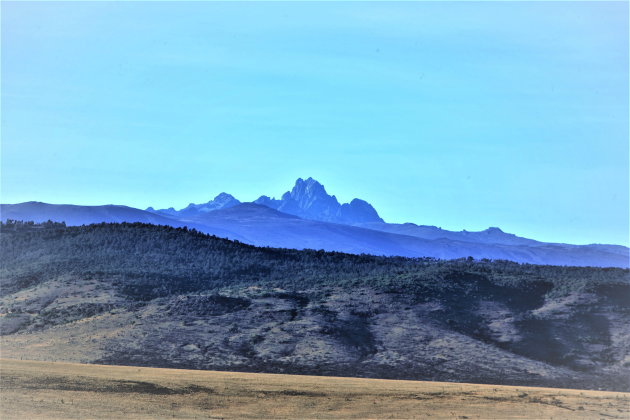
left=2, top=4, right=630, bottom=418
left=2, top=1, right=628, bottom=245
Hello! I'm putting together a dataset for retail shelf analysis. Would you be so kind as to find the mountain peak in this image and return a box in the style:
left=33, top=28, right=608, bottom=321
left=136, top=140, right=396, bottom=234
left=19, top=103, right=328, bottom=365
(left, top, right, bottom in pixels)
left=148, top=192, right=240, bottom=217
left=254, top=177, right=383, bottom=225
left=212, top=192, right=238, bottom=203
left=148, top=177, right=383, bottom=225
left=485, top=227, right=504, bottom=234
left=291, top=177, right=330, bottom=199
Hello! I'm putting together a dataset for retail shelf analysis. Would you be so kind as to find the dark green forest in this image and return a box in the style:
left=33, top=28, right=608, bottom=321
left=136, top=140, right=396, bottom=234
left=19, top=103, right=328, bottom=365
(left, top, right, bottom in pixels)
left=2, top=221, right=628, bottom=302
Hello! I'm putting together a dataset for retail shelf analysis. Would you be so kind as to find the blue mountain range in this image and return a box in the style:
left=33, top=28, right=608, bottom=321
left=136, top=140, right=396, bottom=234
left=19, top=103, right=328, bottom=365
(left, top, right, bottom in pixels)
left=2, top=177, right=628, bottom=267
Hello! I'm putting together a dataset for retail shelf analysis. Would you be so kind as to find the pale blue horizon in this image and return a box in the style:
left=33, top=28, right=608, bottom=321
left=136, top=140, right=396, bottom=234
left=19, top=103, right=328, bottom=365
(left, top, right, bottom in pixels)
left=1, top=1, right=628, bottom=246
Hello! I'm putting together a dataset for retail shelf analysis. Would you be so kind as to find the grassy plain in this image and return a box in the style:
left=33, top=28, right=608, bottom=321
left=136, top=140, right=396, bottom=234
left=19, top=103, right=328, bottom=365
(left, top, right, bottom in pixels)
left=1, top=359, right=628, bottom=419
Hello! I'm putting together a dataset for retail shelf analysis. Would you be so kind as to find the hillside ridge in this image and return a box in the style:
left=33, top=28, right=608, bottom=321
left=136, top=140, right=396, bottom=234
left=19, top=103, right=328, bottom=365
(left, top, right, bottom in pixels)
left=2, top=221, right=629, bottom=391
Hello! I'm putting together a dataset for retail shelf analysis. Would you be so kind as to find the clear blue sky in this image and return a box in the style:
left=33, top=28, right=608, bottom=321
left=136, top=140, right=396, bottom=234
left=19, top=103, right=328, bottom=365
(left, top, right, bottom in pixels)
left=2, top=1, right=628, bottom=245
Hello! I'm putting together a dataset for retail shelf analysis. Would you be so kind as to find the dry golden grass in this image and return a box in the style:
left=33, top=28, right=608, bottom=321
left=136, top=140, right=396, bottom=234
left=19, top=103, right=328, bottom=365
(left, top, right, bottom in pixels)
left=1, top=359, right=629, bottom=419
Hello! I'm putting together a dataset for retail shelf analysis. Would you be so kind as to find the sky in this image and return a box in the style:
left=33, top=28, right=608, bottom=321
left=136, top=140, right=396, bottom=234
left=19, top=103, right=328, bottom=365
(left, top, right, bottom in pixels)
left=1, top=1, right=628, bottom=246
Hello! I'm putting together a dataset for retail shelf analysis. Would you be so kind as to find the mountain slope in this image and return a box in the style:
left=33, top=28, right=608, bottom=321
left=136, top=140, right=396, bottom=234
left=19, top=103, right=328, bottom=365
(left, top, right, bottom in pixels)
left=358, top=222, right=630, bottom=262
left=1, top=222, right=629, bottom=391
left=0, top=201, right=246, bottom=242
left=358, top=223, right=543, bottom=246
left=0, top=202, right=177, bottom=226
left=2, top=201, right=628, bottom=267
left=184, top=204, right=628, bottom=267
left=135, top=177, right=629, bottom=265
left=147, top=192, right=241, bottom=218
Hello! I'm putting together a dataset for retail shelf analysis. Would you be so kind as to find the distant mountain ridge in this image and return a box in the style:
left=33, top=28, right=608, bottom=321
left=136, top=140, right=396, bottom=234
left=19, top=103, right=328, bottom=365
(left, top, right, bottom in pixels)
left=0, top=201, right=246, bottom=242
left=146, top=177, right=383, bottom=226
left=147, top=192, right=241, bottom=218
left=2, top=177, right=629, bottom=267
left=358, top=222, right=542, bottom=247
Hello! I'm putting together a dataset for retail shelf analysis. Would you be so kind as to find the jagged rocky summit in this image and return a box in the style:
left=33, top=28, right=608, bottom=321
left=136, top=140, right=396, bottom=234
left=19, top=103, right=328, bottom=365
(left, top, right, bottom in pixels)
left=254, top=177, right=384, bottom=225
left=147, top=177, right=384, bottom=225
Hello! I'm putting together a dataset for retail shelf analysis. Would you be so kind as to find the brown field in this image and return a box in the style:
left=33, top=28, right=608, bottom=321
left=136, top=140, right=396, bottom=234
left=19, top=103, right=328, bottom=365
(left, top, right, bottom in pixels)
left=1, top=359, right=629, bottom=419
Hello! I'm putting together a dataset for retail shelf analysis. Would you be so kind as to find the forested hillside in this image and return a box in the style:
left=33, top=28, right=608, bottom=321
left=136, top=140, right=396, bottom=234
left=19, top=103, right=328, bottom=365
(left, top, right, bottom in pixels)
left=1, top=221, right=629, bottom=391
